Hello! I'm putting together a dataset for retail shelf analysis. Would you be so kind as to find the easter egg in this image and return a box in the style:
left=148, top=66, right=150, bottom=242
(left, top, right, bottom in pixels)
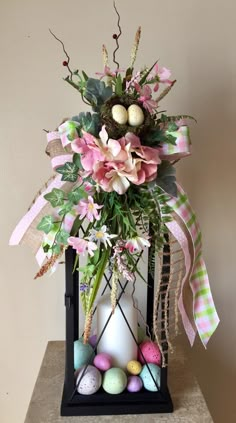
left=74, top=339, right=95, bottom=370
left=140, top=363, right=160, bottom=392
left=102, top=368, right=127, bottom=394
left=127, top=360, right=142, bottom=375
left=138, top=340, right=161, bottom=366
left=127, top=104, right=144, bottom=127
left=89, top=334, right=97, bottom=349
left=112, top=104, right=128, bottom=125
left=137, top=326, right=146, bottom=344
left=127, top=376, right=143, bottom=392
left=76, top=365, right=102, bottom=395
left=94, top=353, right=112, bottom=371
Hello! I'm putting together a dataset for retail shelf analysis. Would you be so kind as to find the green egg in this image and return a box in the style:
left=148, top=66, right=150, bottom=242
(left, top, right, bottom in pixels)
left=74, top=339, right=95, bottom=370
left=103, top=367, right=127, bottom=394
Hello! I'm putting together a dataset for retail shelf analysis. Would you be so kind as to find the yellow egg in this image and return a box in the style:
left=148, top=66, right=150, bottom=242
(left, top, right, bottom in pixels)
left=111, top=104, right=128, bottom=125
left=127, top=104, right=144, bottom=127
left=127, top=360, right=142, bottom=375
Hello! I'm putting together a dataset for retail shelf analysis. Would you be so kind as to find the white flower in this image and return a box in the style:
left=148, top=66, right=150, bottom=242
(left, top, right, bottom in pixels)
left=125, top=236, right=150, bottom=254
left=89, top=225, right=117, bottom=248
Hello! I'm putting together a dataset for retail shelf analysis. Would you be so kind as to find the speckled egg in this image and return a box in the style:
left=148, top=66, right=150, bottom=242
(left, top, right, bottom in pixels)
left=76, top=365, right=102, bottom=395
left=138, top=340, right=162, bottom=366
left=127, top=360, right=142, bottom=375
left=127, top=376, right=143, bottom=393
left=74, top=339, right=95, bottom=370
left=94, top=353, right=113, bottom=371
left=137, top=326, right=146, bottom=344
left=112, top=104, right=128, bottom=125
left=89, top=334, right=97, bottom=349
left=140, top=363, right=160, bottom=392
left=127, top=104, right=144, bottom=127
left=102, top=368, right=127, bottom=394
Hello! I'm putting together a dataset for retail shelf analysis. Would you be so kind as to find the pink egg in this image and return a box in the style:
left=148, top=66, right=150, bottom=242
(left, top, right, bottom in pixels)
left=93, top=353, right=112, bottom=371
left=138, top=341, right=162, bottom=366
left=127, top=376, right=143, bottom=392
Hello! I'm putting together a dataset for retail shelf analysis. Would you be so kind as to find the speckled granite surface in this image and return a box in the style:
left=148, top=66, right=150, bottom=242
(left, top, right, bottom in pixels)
left=24, top=341, right=213, bottom=423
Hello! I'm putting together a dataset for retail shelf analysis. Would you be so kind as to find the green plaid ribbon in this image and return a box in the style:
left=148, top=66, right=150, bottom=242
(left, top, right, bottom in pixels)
left=167, top=185, right=219, bottom=346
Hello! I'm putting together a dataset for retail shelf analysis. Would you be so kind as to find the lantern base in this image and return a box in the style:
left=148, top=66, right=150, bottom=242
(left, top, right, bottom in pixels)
left=61, top=385, right=173, bottom=416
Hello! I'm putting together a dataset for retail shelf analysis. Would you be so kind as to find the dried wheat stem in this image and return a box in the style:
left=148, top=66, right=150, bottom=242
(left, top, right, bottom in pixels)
left=155, top=80, right=176, bottom=103
left=111, top=271, right=119, bottom=314
left=34, top=246, right=64, bottom=279
left=83, top=310, right=93, bottom=344
left=130, top=26, right=141, bottom=68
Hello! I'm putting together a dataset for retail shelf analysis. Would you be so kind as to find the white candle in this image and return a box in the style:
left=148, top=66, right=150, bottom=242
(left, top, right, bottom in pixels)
left=97, top=294, right=138, bottom=369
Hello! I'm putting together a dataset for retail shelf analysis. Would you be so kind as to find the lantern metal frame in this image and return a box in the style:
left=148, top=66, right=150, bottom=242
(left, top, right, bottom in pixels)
left=61, top=240, right=173, bottom=416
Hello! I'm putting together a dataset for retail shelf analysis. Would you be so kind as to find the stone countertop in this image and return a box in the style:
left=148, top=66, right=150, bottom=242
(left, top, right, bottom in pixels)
left=24, top=341, right=213, bottom=423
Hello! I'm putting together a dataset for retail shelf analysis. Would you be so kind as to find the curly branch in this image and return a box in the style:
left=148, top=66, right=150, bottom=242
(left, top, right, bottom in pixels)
left=49, top=29, right=73, bottom=80
left=112, top=2, right=122, bottom=70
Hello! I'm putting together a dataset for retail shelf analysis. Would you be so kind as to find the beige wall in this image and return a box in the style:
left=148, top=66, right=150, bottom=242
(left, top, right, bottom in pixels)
left=1, top=0, right=236, bottom=422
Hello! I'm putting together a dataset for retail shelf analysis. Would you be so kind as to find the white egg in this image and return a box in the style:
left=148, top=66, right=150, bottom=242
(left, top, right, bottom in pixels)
left=128, top=104, right=145, bottom=127
left=111, top=104, right=128, bottom=125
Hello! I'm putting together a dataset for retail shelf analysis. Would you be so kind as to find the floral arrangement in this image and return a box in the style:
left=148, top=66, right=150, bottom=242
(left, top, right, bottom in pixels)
left=10, top=7, right=219, bottom=353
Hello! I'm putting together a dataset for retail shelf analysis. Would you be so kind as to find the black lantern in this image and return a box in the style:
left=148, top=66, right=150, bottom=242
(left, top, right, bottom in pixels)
left=61, top=232, right=173, bottom=416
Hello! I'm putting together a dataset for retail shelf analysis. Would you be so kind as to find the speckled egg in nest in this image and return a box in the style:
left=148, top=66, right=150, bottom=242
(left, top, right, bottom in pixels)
left=100, top=95, right=154, bottom=139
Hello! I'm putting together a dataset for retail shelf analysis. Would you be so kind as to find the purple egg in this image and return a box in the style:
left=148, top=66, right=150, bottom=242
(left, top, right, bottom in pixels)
left=89, top=334, right=97, bottom=349
left=93, top=353, right=112, bottom=371
left=127, top=375, right=143, bottom=392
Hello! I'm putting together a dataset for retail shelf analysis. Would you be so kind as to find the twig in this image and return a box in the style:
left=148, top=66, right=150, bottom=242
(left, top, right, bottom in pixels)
left=112, top=2, right=122, bottom=70
left=49, top=29, right=73, bottom=80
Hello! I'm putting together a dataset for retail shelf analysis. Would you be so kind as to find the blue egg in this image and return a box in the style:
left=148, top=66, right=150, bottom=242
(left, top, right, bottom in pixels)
left=140, top=363, right=160, bottom=392
left=74, top=339, right=95, bottom=370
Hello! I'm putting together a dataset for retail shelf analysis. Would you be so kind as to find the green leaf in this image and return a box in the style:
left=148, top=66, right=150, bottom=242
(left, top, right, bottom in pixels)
left=91, top=248, right=100, bottom=265
left=82, top=70, right=89, bottom=81
left=167, top=122, right=178, bottom=132
left=143, top=127, right=166, bottom=146
left=68, top=187, right=86, bottom=204
left=44, top=188, right=65, bottom=207
left=56, top=162, right=79, bottom=182
left=56, top=229, right=70, bottom=245
left=52, top=244, right=61, bottom=254
left=73, top=153, right=83, bottom=169
left=72, top=112, right=100, bottom=136
left=58, top=201, right=74, bottom=216
left=37, top=215, right=54, bottom=234
left=42, top=243, right=51, bottom=253
left=115, top=74, right=123, bottom=96
left=155, top=162, right=177, bottom=197
left=85, top=78, right=113, bottom=111
left=164, top=133, right=177, bottom=145
left=139, top=61, right=157, bottom=86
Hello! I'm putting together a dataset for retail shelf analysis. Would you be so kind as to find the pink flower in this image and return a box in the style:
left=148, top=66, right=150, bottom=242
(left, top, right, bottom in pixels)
left=134, top=83, right=158, bottom=113
left=95, top=66, right=124, bottom=79
left=126, top=71, right=141, bottom=91
left=148, top=64, right=172, bottom=92
left=68, top=237, right=97, bottom=257
left=83, top=181, right=96, bottom=196
left=97, top=126, right=128, bottom=161
left=93, top=162, right=133, bottom=194
left=77, top=196, right=103, bottom=222
left=92, top=133, right=161, bottom=194
left=125, top=236, right=150, bottom=254
left=71, top=132, right=105, bottom=172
